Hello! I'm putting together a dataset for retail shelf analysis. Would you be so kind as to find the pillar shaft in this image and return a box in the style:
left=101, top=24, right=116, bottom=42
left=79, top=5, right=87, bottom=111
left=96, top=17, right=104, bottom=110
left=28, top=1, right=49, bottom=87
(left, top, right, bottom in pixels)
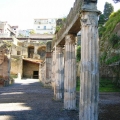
left=51, top=50, right=56, bottom=89
left=54, top=46, right=64, bottom=100
left=80, top=3, right=99, bottom=120
left=64, top=34, right=76, bottom=110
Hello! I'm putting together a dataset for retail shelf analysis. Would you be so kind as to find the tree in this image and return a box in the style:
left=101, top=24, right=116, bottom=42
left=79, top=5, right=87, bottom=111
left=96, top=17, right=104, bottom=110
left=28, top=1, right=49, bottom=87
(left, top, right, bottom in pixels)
left=103, top=2, right=114, bottom=22
left=113, top=0, right=120, bottom=3
left=98, top=2, right=114, bottom=25
left=29, top=30, right=35, bottom=34
left=98, top=14, right=105, bottom=25
left=77, top=45, right=81, bottom=62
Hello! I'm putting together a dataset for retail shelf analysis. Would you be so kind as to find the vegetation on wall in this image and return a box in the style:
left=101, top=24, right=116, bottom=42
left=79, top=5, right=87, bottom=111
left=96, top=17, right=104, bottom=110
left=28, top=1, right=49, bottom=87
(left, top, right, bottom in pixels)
left=76, top=45, right=81, bottom=62
left=99, top=9, right=120, bottom=65
left=109, top=33, right=120, bottom=48
left=55, top=17, right=66, bottom=33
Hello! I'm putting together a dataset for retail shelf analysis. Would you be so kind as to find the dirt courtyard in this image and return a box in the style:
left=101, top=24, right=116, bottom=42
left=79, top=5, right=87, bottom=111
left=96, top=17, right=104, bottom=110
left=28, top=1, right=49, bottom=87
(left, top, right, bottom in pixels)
left=0, top=79, right=120, bottom=120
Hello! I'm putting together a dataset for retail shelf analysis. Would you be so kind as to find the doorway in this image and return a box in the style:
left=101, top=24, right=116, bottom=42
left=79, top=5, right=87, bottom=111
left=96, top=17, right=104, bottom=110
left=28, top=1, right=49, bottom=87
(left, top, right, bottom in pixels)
left=33, top=71, right=39, bottom=79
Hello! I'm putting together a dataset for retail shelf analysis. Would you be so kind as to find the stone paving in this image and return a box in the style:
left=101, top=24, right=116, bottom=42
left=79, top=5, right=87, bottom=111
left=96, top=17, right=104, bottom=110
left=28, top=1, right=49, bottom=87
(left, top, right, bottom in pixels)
left=0, top=79, right=120, bottom=120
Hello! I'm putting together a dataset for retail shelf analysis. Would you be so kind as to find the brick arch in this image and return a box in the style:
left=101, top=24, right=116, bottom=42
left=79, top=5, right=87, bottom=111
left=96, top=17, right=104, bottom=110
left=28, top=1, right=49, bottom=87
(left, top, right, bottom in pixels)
left=37, top=46, right=46, bottom=59
left=28, top=45, right=34, bottom=58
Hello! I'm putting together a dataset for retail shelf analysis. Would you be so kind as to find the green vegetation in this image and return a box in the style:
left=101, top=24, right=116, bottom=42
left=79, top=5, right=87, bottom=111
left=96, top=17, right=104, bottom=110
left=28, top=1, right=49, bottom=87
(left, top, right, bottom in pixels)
left=105, top=55, right=120, bottom=65
left=100, top=10, right=120, bottom=40
left=99, top=10, right=120, bottom=65
left=76, top=45, right=81, bottom=62
left=55, top=17, right=66, bottom=33
left=99, top=2, right=114, bottom=26
left=109, top=33, right=120, bottom=48
left=10, top=74, right=17, bottom=78
left=76, top=78, right=120, bottom=92
left=99, top=78, right=120, bottom=92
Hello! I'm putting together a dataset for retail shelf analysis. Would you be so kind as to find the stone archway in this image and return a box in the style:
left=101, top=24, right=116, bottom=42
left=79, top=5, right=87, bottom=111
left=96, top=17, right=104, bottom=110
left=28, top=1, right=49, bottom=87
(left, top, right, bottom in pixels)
left=37, top=46, right=46, bottom=60
left=28, top=46, right=34, bottom=58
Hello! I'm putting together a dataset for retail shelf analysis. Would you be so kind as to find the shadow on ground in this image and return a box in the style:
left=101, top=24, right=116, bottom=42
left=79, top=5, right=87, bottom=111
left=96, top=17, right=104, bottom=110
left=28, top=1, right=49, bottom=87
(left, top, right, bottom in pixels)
left=0, top=79, right=78, bottom=120
left=0, top=79, right=120, bottom=120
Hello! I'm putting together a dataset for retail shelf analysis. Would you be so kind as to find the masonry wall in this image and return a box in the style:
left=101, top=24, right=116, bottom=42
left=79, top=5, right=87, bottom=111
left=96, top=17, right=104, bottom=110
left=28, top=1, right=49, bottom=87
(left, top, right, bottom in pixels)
left=23, top=60, right=39, bottom=78
left=10, top=55, right=23, bottom=77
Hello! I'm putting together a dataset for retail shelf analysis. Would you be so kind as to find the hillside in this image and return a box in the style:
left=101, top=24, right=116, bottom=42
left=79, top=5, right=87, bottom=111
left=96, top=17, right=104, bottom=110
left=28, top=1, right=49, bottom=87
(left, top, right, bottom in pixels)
left=99, top=9, right=120, bottom=65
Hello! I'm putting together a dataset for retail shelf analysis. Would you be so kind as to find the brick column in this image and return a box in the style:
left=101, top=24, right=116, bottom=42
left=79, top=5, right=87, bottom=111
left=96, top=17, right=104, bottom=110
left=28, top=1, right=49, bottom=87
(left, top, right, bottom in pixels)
left=64, top=34, right=76, bottom=110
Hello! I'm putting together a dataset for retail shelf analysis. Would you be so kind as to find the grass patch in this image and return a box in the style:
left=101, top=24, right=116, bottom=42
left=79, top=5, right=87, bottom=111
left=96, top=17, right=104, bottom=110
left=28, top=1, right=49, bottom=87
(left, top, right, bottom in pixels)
left=76, top=77, right=120, bottom=92
left=99, top=78, right=120, bottom=92
left=10, top=74, right=17, bottom=78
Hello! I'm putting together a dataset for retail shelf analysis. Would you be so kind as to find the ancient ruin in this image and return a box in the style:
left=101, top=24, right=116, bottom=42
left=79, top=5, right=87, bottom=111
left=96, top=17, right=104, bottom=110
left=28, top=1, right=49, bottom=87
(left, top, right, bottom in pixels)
left=40, top=0, right=100, bottom=120
left=0, top=41, right=11, bottom=86
left=0, top=0, right=100, bottom=120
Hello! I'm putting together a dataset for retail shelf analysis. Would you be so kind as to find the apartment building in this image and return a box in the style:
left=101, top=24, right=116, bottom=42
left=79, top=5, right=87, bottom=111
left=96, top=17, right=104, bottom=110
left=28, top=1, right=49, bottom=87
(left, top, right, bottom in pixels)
left=0, top=21, right=18, bottom=37
left=33, top=18, right=56, bottom=34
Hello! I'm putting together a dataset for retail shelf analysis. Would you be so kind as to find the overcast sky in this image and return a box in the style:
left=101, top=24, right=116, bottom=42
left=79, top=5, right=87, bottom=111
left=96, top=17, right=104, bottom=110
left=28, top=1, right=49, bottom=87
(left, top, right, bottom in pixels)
left=0, top=0, right=119, bottom=30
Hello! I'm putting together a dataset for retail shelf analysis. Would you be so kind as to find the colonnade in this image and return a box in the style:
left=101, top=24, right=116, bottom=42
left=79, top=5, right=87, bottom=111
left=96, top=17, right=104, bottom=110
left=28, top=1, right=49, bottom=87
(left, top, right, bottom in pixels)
left=47, top=2, right=99, bottom=120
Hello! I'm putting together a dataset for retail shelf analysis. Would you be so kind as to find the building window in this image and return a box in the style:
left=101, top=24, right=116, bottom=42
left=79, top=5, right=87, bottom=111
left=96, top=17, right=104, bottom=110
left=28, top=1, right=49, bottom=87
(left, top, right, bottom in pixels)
left=44, top=26, right=46, bottom=30
left=17, top=51, right=21, bottom=55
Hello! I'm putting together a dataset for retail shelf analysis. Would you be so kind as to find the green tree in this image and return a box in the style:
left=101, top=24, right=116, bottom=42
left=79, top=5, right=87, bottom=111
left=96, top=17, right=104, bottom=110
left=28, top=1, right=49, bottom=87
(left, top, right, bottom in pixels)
left=113, top=0, right=120, bottom=3
left=98, top=2, right=114, bottom=26
left=98, top=14, right=105, bottom=25
left=29, top=30, right=35, bottom=34
left=77, top=45, right=81, bottom=62
left=103, top=2, right=114, bottom=22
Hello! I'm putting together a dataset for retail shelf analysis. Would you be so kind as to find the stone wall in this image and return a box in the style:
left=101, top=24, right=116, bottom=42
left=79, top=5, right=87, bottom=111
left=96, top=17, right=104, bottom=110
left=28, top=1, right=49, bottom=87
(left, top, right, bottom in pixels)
left=23, top=60, right=39, bottom=78
left=0, top=44, right=11, bottom=86
left=100, top=65, right=120, bottom=78
left=10, top=55, right=23, bottom=77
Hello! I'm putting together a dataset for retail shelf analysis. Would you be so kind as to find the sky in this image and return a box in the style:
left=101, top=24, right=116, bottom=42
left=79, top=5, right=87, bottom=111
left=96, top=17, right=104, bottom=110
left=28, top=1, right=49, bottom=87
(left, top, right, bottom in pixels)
left=0, top=0, right=120, bottom=30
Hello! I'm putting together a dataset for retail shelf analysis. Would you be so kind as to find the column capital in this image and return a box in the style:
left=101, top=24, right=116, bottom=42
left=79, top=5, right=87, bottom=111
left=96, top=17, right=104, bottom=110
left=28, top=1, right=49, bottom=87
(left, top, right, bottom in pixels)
left=65, top=34, right=76, bottom=45
left=56, top=46, right=63, bottom=53
left=81, top=12, right=98, bottom=27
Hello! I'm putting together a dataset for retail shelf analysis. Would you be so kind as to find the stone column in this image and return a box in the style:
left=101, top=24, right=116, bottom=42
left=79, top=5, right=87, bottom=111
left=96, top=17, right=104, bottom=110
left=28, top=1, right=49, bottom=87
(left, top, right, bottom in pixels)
left=51, top=50, right=56, bottom=89
left=64, top=34, right=76, bottom=110
left=80, top=3, right=100, bottom=120
left=54, top=46, right=64, bottom=100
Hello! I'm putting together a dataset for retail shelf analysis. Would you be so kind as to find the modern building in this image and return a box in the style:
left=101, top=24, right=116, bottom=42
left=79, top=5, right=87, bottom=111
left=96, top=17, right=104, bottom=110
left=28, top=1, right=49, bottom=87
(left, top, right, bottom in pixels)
left=0, top=21, right=18, bottom=37
left=33, top=18, right=56, bottom=34
left=18, top=30, right=30, bottom=37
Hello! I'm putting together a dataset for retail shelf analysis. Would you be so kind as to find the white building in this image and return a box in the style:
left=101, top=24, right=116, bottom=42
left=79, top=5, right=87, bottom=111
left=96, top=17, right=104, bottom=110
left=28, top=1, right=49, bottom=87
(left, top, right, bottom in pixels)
left=18, top=30, right=30, bottom=37
left=33, top=18, right=56, bottom=34
left=0, top=21, right=18, bottom=37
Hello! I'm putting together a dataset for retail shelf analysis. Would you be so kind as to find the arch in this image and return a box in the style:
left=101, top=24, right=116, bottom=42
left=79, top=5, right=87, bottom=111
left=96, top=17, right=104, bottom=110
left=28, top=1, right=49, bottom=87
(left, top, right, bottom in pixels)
left=28, top=46, right=34, bottom=58
left=37, top=46, right=46, bottom=59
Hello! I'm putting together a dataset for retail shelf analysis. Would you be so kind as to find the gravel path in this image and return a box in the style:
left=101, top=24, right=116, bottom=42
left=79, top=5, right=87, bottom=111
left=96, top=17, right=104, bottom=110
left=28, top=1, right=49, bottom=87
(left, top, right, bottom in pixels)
left=0, top=79, right=78, bottom=120
left=0, top=79, right=120, bottom=120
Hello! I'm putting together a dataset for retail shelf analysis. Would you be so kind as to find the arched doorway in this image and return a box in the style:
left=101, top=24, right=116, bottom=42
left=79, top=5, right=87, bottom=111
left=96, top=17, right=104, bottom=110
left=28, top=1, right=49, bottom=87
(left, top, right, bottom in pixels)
left=28, top=46, right=34, bottom=58
left=37, top=46, right=46, bottom=60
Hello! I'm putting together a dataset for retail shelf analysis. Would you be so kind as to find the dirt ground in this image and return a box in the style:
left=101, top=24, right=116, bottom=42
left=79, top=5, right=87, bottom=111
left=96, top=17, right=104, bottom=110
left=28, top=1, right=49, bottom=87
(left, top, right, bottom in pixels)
left=0, top=79, right=120, bottom=120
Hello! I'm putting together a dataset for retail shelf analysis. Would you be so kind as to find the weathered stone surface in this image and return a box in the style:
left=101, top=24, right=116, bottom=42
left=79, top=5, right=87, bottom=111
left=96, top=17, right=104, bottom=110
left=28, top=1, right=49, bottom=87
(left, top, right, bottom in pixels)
left=51, top=50, right=56, bottom=89
left=54, top=46, right=64, bottom=100
left=0, top=44, right=11, bottom=87
left=64, top=34, right=76, bottom=110
left=79, top=3, right=99, bottom=120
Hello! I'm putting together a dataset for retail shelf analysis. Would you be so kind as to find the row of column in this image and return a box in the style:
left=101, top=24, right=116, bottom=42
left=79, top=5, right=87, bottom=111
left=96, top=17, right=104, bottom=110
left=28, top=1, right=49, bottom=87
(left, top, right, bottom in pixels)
left=51, top=3, right=99, bottom=120
left=52, top=34, right=76, bottom=110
